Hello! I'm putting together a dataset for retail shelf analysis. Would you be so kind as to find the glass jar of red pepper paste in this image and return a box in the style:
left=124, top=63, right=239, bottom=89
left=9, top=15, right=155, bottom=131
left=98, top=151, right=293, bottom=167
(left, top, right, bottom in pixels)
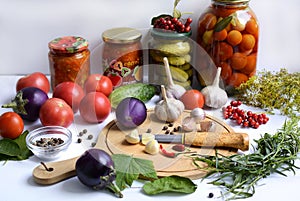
left=48, top=36, right=90, bottom=90
left=102, top=27, right=143, bottom=88
left=196, top=0, right=259, bottom=92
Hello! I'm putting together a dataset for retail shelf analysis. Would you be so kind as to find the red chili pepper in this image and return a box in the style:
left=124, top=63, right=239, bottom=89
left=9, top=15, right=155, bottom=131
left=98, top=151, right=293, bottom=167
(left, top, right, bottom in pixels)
left=159, top=144, right=176, bottom=158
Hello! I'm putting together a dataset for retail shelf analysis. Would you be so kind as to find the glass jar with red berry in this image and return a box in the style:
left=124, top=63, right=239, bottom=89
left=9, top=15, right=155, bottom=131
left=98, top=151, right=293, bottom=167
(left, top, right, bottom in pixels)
left=102, top=27, right=143, bottom=88
left=48, top=36, right=90, bottom=90
left=148, top=16, right=194, bottom=89
left=196, top=0, right=259, bottom=92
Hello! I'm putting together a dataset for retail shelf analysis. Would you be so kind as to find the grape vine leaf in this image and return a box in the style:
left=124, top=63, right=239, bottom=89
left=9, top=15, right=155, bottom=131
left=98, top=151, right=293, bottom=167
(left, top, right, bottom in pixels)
left=112, top=154, right=158, bottom=190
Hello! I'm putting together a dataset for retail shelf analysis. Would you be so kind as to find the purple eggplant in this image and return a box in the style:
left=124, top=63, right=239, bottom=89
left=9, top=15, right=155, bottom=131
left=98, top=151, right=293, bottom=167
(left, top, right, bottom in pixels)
left=75, top=149, right=123, bottom=198
left=2, top=87, right=48, bottom=121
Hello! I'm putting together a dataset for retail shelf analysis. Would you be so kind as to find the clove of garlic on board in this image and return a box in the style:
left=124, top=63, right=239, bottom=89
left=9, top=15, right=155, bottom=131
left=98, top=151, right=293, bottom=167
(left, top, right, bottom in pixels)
left=201, top=67, right=228, bottom=109
left=125, top=129, right=140, bottom=144
left=144, top=140, right=159, bottom=155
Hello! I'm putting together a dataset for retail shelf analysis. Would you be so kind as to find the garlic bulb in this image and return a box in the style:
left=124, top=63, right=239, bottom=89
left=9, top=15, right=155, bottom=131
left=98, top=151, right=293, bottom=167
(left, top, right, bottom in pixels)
left=144, top=140, right=159, bottom=155
left=163, top=57, right=186, bottom=99
left=201, top=67, right=228, bottom=109
left=154, top=85, right=185, bottom=122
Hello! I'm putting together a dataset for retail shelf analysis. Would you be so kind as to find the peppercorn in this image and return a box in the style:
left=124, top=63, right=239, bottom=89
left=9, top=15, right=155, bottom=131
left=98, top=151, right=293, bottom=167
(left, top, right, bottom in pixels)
left=208, top=192, right=214, bottom=198
left=77, top=138, right=82, bottom=143
left=87, top=134, right=93, bottom=140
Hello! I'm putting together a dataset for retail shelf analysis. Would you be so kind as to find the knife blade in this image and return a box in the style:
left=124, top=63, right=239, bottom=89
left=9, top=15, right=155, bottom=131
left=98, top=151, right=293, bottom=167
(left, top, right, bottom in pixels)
left=141, top=132, right=249, bottom=151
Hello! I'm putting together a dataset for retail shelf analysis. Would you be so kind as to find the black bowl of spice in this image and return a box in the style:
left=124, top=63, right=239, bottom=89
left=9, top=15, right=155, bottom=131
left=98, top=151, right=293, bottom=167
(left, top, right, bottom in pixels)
left=26, top=126, right=72, bottom=160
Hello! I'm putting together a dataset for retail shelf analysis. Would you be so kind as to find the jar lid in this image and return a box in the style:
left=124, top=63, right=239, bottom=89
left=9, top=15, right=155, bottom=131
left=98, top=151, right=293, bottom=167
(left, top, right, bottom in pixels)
left=150, top=28, right=192, bottom=40
left=48, top=36, right=88, bottom=53
left=102, top=27, right=142, bottom=44
left=213, top=0, right=250, bottom=4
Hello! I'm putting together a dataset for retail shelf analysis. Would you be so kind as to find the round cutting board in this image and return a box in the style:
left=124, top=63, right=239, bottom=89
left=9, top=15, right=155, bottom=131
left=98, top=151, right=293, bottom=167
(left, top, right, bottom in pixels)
left=97, top=110, right=237, bottom=179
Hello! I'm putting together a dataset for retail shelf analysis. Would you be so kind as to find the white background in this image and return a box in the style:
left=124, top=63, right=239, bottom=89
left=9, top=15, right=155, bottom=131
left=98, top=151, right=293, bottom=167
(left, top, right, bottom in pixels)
left=0, top=0, right=299, bottom=75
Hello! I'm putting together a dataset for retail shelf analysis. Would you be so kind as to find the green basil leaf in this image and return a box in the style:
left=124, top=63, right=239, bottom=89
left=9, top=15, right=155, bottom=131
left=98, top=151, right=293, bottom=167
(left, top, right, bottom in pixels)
left=0, top=138, right=21, bottom=157
left=0, top=130, right=33, bottom=161
left=143, top=175, right=197, bottom=195
left=214, top=16, right=233, bottom=32
left=112, top=154, right=158, bottom=190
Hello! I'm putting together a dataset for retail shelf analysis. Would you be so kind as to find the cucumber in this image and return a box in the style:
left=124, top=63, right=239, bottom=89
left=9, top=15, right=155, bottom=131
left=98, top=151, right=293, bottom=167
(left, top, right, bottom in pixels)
left=109, top=83, right=157, bottom=108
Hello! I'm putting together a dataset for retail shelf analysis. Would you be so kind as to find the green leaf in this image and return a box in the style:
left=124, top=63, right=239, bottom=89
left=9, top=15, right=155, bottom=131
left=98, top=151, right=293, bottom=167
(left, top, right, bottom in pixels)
left=0, top=130, right=33, bottom=161
left=173, top=9, right=182, bottom=19
left=0, top=139, right=21, bottom=156
left=13, top=130, right=33, bottom=160
left=143, top=175, right=197, bottom=195
left=214, top=16, right=233, bottom=32
left=112, top=154, right=158, bottom=190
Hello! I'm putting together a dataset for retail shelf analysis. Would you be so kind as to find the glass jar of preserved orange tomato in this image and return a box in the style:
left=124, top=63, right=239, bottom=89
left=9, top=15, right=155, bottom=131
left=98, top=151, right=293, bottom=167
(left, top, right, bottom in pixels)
left=48, top=36, right=90, bottom=90
left=102, top=27, right=143, bottom=88
left=196, top=0, right=259, bottom=92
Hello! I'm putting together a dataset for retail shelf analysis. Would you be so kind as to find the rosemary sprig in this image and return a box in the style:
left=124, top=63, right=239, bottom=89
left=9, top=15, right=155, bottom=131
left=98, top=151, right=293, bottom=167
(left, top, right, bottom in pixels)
left=194, top=118, right=300, bottom=200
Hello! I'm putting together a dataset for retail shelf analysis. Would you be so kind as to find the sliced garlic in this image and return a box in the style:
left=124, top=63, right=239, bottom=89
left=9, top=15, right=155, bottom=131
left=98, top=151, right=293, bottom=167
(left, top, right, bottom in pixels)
left=141, top=133, right=155, bottom=145
left=145, top=140, right=159, bottom=155
left=125, top=129, right=140, bottom=144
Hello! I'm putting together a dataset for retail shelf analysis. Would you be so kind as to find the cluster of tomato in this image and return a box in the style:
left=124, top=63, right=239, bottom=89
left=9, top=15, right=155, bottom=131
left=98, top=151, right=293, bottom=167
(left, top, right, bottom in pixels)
left=0, top=72, right=113, bottom=140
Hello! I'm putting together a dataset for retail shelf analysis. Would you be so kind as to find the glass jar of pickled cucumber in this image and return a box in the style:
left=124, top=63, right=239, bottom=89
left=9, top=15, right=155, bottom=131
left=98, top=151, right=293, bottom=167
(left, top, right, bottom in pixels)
left=196, top=0, right=259, bottom=91
left=148, top=28, right=193, bottom=89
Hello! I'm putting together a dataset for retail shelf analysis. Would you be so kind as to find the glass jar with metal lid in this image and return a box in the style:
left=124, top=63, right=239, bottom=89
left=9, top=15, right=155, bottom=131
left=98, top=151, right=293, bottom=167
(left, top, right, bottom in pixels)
left=48, top=36, right=90, bottom=90
left=196, top=0, right=259, bottom=92
left=102, top=27, right=143, bottom=88
left=148, top=28, right=193, bottom=89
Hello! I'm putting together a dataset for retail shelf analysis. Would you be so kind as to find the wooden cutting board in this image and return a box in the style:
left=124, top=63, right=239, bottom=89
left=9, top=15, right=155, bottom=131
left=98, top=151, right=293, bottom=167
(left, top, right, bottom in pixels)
left=97, top=109, right=237, bottom=179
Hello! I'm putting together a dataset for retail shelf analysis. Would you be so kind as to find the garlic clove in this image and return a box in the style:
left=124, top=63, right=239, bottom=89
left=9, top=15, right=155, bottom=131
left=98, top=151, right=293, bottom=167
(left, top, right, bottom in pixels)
left=141, top=133, right=155, bottom=145
left=190, top=108, right=206, bottom=123
left=144, top=140, right=159, bottom=155
left=182, top=116, right=197, bottom=132
left=125, top=129, right=140, bottom=144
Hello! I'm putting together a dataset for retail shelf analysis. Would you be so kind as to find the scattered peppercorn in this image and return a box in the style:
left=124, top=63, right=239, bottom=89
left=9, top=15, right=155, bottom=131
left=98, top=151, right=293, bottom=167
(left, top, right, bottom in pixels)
left=162, top=125, right=168, bottom=130
left=82, top=129, right=87, bottom=134
left=91, top=142, right=96, bottom=147
left=34, top=137, right=64, bottom=147
left=77, top=138, right=82, bottom=143
left=168, top=122, right=173, bottom=127
left=87, top=134, right=93, bottom=140
left=208, top=192, right=214, bottom=198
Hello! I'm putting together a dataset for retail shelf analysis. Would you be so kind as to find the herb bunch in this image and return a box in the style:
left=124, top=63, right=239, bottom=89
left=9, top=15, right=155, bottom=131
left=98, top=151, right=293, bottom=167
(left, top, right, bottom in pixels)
left=236, top=68, right=300, bottom=118
left=193, top=118, right=300, bottom=200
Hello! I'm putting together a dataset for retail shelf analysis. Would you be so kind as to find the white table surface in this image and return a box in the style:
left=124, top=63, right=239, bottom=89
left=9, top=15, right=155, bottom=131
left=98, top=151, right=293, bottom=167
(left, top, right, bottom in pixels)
left=0, top=75, right=299, bottom=201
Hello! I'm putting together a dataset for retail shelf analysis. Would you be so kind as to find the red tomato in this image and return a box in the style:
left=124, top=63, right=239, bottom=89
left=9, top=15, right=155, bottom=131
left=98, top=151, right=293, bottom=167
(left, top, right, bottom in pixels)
left=39, top=98, right=74, bottom=128
left=53, top=82, right=84, bottom=113
left=180, top=89, right=205, bottom=110
left=84, top=74, right=113, bottom=96
left=79, top=92, right=111, bottom=123
left=16, top=72, right=50, bottom=94
left=0, top=112, right=24, bottom=139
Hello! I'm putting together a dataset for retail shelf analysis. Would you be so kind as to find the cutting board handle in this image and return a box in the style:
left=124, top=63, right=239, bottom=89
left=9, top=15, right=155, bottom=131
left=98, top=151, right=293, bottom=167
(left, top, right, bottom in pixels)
left=32, top=156, right=79, bottom=185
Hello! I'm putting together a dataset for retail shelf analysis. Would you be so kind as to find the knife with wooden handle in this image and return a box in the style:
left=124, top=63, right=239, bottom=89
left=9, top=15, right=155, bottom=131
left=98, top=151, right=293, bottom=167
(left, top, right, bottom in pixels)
left=146, top=132, right=249, bottom=151
left=32, top=131, right=249, bottom=185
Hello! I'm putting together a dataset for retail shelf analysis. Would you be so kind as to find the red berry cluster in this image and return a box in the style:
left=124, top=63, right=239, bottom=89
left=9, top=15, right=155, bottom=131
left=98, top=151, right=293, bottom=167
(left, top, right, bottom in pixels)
left=153, top=17, right=192, bottom=33
left=223, top=100, right=270, bottom=129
